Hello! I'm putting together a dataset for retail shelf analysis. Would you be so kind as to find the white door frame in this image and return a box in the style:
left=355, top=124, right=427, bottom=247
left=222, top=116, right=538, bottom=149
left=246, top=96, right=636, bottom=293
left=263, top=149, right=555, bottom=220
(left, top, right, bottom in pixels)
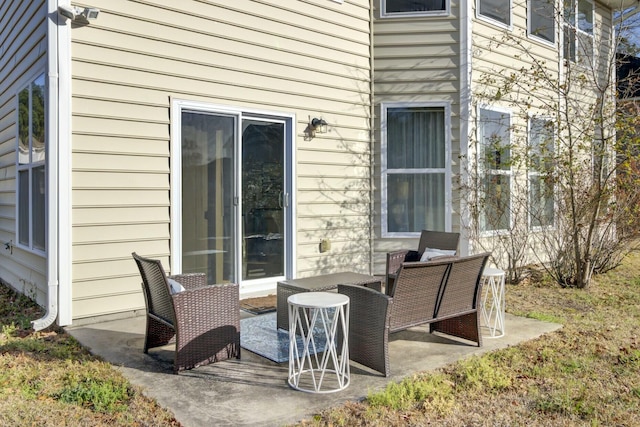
left=170, top=99, right=296, bottom=296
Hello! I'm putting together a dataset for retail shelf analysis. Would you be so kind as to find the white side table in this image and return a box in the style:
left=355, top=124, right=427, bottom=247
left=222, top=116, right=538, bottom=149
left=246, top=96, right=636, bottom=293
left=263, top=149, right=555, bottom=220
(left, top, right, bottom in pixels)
left=481, top=267, right=506, bottom=338
left=287, top=292, right=350, bottom=393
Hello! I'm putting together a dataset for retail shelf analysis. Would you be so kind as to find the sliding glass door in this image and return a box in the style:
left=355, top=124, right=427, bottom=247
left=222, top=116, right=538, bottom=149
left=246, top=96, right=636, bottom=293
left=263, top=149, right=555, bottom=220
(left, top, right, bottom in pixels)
left=175, top=103, right=292, bottom=292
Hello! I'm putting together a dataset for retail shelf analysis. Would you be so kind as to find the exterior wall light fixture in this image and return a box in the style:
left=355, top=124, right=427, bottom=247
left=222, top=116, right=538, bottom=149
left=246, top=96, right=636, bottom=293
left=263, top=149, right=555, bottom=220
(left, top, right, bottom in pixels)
left=305, top=116, right=329, bottom=140
left=311, top=118, right=328, bottom=134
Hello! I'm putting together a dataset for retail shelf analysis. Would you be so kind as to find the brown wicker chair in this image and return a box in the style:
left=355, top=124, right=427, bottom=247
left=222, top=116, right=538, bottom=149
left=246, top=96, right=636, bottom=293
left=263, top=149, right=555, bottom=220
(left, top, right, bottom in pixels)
left=132, top=252, right=240, bottom=373
left=339, top=252, right=488, bottom=377
left=385, top=230, right=460, bottom=295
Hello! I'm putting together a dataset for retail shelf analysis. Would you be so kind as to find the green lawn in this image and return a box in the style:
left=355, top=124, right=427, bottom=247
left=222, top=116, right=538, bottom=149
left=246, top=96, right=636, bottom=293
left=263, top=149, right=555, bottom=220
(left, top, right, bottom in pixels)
left=0, top=285, right=179, bottom=426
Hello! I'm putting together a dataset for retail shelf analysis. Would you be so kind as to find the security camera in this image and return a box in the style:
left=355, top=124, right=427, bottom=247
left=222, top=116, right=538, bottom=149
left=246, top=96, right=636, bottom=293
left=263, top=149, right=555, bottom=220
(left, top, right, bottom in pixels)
left=57, top=5, right=100, bottom=22
left=81, top=8, right=100, bottom=20
left=57, top=5, right=78, bottom=20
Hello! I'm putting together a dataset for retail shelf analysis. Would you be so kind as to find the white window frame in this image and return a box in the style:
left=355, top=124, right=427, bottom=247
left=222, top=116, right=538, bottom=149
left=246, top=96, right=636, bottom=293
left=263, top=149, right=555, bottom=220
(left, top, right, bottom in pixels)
left=528, top=117, right=556, bottom=230
left=563, top=0, right=594, bottom=63
left=577, top=0, right=593, bottom=35
left=381, top=101, right=452, bottom=238
left=477, top=0, right=513, bottom=29
left=528, top=0, right=556, bottom=46
left=16, top=72, right=47, bottom=255
left=381, top=0, right=450, bottom=18
left=477, top=105, right=512, bottom=235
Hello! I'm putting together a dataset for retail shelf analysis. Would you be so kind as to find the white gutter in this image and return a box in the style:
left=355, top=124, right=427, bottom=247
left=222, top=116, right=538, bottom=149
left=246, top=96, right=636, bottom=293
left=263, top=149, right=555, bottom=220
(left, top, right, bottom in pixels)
left=369, top=2, right=375, bottom=274
left=33, top=0, right=72, bottom=330
left=459, top=0, right=473, bottom=256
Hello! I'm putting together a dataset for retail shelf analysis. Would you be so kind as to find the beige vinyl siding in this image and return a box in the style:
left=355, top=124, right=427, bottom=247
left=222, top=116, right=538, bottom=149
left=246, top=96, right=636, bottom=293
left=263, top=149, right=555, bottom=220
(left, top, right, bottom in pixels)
left=372, top=1, right=462, bottom=274
left=469, top=1, right=615, bottom=267
left=0, top=0, right=47, bottom=304
left=69, top=0, right=371, bottom=319
left=470, top=1, right=560, bottom=265
left=471, top=1, right=560, bottom=96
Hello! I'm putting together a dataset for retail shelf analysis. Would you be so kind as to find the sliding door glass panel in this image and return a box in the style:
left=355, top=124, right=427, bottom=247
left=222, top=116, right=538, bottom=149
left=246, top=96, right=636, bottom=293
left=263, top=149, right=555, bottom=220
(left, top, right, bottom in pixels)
left=242, top=119, right=285, bottom=280
left=181, top=112, right=235, bottom=283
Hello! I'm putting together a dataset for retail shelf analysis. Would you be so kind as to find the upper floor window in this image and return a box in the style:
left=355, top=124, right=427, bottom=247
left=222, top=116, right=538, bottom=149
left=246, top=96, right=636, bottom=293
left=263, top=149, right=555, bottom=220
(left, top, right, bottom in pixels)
left=382, top=103, right=451, bottom=236
left=478, top=0, right=511, bottom=27
left=529, top=0, right=556, bottom=44
left=563, top=0, right=593, bottom=63
left=577, top=0, right=593, bottom=34
left=528, top=118, right=555, bottom=229
left=382, top=0, right=448, bottom=17
left=478, top=107, right=511, bottom=233
left=17, top=73, right=46, bottom=253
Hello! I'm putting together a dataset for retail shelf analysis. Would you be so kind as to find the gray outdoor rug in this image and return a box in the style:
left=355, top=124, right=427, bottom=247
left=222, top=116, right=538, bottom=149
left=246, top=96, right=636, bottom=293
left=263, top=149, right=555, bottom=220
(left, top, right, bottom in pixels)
left=240, top=312, right=327, bottom=363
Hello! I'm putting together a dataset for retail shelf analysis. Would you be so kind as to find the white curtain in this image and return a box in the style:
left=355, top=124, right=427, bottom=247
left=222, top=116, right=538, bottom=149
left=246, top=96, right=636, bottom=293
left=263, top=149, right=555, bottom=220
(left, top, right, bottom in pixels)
left=387, top=107, right=446, bottom=232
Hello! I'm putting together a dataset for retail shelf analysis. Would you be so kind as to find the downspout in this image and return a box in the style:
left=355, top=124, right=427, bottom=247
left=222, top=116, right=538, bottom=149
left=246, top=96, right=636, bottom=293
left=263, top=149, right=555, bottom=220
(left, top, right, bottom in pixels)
left=34, top=0, right=72, bottom=329
left=33, top=0, right=61, bottom=330
left=56, top=0, right=73, bottom=327
left=369, top=1, right=375, bottom=274
left=459, top=0, right=473, bottom=256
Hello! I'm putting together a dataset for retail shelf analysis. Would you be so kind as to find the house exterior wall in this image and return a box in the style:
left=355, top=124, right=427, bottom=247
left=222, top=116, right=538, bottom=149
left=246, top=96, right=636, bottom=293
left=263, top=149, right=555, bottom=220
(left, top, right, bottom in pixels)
left=68, top=0, right=372, bottom=320
left=372, top=0, right=463, bottom=275
left=469, top=0, right=561, bottom=265
left=468, top=0, right=617, bottom=269
left=0, top=0, right=48, bottom=304
left=371, top=0, right=619, bottom=275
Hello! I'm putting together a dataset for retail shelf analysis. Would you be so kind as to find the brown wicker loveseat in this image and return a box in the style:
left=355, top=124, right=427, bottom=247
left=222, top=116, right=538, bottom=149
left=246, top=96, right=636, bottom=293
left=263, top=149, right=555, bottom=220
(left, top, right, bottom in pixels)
left=338, top=252, right=489, bottom=377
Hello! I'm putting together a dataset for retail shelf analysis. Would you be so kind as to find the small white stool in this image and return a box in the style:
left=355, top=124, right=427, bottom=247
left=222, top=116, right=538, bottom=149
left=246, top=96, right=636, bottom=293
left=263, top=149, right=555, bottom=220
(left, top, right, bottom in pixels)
left=481, top=267, right=506, bottom=338
left=287, top=292, right=350, bottom=393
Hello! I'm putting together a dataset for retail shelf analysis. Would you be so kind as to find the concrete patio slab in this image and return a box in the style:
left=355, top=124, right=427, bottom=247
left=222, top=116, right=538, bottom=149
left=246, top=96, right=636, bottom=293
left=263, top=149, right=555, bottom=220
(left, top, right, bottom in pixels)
left=66, top=313, right=561, bottom=427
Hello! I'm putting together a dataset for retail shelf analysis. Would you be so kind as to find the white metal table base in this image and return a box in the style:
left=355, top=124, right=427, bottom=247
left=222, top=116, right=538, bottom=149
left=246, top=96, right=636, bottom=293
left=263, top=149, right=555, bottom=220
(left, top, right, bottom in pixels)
left=287, top=292, right=350, bottom=393
left=481, top=267, right=506, bottom=338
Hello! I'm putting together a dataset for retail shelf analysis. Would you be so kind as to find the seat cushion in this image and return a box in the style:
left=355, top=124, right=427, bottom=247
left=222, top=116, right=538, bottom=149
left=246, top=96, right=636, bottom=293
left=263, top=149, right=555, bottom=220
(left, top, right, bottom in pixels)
left=167, top=278, right=185, bottom=294
left=420, top=248, right=457, bottom=262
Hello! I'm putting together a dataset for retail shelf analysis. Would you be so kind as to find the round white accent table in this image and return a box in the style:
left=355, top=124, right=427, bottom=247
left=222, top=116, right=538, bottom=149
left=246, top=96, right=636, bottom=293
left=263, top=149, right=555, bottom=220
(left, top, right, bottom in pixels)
left=481, top=267, right=506, bottom=338
left=287, top=292, right=350, bottom=393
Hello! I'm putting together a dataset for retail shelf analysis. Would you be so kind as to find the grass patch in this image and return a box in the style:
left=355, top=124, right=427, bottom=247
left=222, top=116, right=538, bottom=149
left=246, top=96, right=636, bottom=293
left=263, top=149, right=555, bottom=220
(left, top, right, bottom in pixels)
left=534, top=386, right=596, bottom=419
left=449, top=355, right=512, bottom=392
left=522, top=311, right=564, bottom=324
left=57, top=377, right=132, bottom=413
left=0, top=285, right=180, bottom=426
left=367, top=372, right=454, bottom=414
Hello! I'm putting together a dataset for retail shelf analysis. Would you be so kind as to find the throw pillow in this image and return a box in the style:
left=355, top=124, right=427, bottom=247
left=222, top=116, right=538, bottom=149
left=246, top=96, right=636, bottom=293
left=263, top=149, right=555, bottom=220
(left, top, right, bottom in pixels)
left=167, top=278, right=185, bottom=294
left=420, top=248, right=457, bottom=262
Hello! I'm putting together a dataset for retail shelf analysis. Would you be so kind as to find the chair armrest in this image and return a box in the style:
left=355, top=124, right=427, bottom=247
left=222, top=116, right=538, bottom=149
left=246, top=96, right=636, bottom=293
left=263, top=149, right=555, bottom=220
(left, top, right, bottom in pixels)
left=169, top=273, right=207, bottom=290
left=338, top=284, right=393, bottom=377
left=387, top=250, right=421, bottom=274
left=387, top=250, right=409, bottom=275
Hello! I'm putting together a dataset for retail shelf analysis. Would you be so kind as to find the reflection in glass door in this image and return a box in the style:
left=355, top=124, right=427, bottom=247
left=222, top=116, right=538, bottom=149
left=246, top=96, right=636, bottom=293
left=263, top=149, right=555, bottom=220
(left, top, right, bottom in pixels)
left=241, top=119, right=285, bottom=281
